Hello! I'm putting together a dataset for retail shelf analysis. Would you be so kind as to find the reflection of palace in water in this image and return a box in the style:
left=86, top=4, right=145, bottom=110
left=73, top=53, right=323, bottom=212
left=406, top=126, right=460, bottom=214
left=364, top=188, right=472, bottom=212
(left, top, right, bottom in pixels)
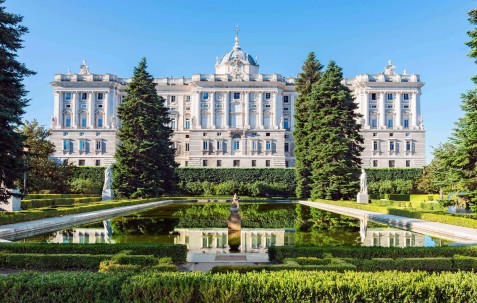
left=47, top=220, right=113, bottom=244
left=361, top=229, right=425, bottom=247
left=174, top=228, right=295, bottom=253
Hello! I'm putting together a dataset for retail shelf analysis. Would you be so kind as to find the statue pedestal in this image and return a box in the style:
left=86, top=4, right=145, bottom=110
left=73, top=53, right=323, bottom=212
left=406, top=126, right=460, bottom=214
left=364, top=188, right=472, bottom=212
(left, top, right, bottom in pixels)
left=357, top=192, right=369, bottom=204
left=102, top=189, right=114, bottom=201
left=3, top=189, right=21, bottom=212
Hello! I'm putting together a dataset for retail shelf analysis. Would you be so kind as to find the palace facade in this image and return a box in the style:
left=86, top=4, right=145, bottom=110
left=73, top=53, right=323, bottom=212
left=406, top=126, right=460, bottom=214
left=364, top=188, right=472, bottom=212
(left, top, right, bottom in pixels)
left=49, top=35, right=425, bottom=168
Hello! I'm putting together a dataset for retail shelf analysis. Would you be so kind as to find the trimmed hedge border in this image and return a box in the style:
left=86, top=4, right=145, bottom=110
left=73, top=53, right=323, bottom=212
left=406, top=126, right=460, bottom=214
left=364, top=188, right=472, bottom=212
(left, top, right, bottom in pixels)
left=21, top=197, right=102, bottom=209
left=0, top=243, right=187, bottom=264
left=0, top=197, right=166, bottom=225
left=1, top=271, right=477, bottom=302
left=0, top=253, right=111, bottom=270
left=315, top=199, right=477, bottom=229
left=268, top=245, right=477, bottom=263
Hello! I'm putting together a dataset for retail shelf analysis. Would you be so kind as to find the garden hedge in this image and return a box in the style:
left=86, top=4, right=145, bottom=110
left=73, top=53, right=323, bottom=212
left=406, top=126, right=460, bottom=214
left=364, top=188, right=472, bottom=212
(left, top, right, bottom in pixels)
left=0, top=253, right=111, bottom=270
left=1, top=271, right=477, bottom=302
left=0, top=243, right=187, bottom=264
left=365, top=168, right=423, bottom=182
left=21, top=196, right=102, bottom=209
left=25, top=194, right=100, bottom=199
left=268, top=245, right=477, bottom=263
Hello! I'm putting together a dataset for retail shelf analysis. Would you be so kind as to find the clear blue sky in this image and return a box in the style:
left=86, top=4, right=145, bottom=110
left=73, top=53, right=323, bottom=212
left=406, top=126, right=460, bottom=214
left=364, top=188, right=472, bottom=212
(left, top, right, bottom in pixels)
left=5, top=0, right=476, bottom=163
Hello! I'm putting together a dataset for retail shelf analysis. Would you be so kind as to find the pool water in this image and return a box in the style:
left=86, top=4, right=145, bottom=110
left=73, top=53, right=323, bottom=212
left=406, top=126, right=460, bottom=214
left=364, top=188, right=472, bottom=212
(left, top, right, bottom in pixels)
left=18, top=203, right=451, bottom=250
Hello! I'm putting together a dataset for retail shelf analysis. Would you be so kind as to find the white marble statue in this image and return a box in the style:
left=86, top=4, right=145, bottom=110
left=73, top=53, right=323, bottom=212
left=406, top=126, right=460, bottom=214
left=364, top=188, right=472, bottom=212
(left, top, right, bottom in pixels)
left=103, top=165, right=112, bottom=191
left=359, top=168, right=367, bottom=193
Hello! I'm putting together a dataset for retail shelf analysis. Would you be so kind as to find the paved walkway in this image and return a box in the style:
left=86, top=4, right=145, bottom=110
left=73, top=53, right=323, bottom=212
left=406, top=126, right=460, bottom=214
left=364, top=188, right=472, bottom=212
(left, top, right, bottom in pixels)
left=0, top=200, right=188, bottom=241
left=185, top=253, right=270, bottom=272
left=300, top=201, right=477, bottom=243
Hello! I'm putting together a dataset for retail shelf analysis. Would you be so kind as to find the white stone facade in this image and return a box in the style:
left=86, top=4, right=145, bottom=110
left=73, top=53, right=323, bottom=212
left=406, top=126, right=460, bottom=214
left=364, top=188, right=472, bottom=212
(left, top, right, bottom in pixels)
left=49, top=38, right=425, bottom=168
left=344, top=61, right=425, bottom=168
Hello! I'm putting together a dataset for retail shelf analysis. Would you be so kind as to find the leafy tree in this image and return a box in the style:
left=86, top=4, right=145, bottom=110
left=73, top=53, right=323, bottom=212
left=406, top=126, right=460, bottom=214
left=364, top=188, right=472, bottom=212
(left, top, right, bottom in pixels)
left=18, top=120, right=72, bottom=193
left=306, top=61, right=364, bottom=200
left=113, top=58, right=177, bottom=198
left=0, top=1, right=35, bottom=202
left=438, top=10, right=477, bottom=210
left=293, top=52, right=323, bottom=199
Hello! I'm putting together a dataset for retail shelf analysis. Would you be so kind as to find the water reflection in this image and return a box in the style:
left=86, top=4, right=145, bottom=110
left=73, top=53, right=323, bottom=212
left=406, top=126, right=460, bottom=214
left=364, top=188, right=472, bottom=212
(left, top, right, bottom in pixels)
left=174, top=228, right=295, bottom=253
left=359, top=219, right=425, bottom=247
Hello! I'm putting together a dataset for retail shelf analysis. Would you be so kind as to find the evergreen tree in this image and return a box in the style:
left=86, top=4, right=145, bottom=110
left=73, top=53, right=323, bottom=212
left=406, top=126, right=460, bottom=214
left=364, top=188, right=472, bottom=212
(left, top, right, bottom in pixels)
left=293, top=52, right=323, bottom=198
left=113, top=58, right=177, bottom=198
left=19, top=120, right=72, bottom=193
left=307, top=61, right=363, bottom=200
left=442, top=9, right=477, bottom=210
left=0, top=1, right=35, bottom=202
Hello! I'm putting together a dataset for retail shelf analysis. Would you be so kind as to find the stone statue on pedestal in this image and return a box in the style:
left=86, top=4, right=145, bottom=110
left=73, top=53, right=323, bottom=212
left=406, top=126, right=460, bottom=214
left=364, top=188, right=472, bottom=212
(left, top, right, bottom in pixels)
left=102, top=165, right=114, bottom=201
left=357, top=168, right=369, bottom=204
left=228, top=193, right=241, bottom=252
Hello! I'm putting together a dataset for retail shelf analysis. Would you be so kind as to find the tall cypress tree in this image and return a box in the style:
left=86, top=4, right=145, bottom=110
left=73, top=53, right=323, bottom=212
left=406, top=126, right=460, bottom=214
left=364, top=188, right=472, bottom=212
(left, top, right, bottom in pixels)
left=113, top=58, right=177, bottom=198
left=307, top=61, right=363, bottom=200
left=293, top=52, right=323, bottom=199
left=443, top=9, right=477, bottom=210
left=0, top=1, right=35, bottom=202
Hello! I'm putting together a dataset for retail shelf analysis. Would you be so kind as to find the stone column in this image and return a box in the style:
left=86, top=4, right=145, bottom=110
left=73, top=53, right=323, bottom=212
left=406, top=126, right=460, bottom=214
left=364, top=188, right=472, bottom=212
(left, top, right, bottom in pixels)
left=363, top=93, right=369, bottom=128
left=378, top=92, right=385, bottom=128
left=290, top=93, right=296, bottom=131
left=411, top=92, right=418, bottom=127
left=258, top=92, right=264, bottom=129
left=395, top=92, right=402, bottom=128
left=53, top=91, right=61, bottom=129
left=244, top=91, right=250, bottom=129
left=178, top=95, right=184, bottom=131
left=210, top=92, right=215, bottom=129
left=72, top=91, right=79, bottom=128
left=191, top=91, right=200, bottom=129
left=104, top=91, right=110, bottom=128
left=88, top=91, right=94, bottom=128
left=224, top=92, right=230, bottom=129
left=274, top=90, right=282, bottom=129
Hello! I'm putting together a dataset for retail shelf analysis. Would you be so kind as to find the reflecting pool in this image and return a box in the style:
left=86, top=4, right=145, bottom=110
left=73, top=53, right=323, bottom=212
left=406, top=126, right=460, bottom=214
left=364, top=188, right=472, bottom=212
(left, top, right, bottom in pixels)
left=18, top=203, right=452, bottom=250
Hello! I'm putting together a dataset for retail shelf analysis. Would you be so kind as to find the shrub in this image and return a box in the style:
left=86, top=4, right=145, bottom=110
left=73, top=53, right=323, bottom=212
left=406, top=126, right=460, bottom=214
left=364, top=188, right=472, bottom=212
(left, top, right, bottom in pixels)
left=21, top=196, right=102, bottom=209
left=70, top=178, right=102, bottom=194
left=98, top=260, right=143, bottom=273
left=0, top=253, right=110, bottom=270
left=268, top=245, right=477, bottom=263
left=0, top=243, right=187, bottom=264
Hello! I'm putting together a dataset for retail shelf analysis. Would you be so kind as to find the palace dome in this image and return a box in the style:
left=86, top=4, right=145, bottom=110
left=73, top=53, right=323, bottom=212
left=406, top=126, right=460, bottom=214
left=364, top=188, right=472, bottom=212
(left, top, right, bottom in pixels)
left=218, top=37, right=257, bottom=66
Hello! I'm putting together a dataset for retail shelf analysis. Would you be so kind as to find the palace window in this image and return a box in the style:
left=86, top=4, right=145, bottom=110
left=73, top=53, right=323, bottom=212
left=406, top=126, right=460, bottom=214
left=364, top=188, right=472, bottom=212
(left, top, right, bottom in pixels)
left=389, top=141, right=395, bottom=151
left=371, top=118, right=377, bottom=129
left=171, top=96, right=176, bottom=102
left=251, top=160, right=256, bottom=167
left=389, top=160, right=395, bottom=168
left=202, top=160, right=208, bottom=167
left=95, top=140, right=102, bottom=151
left=371, top=93, right=377, bottom=101
left=283, top=96, right=289, bottom=103
left=403, top=119, right=409, bottom=128
left=81, top=116, right=87, bottom=128
left=265, top=93, right=271, bottom=99
left=65, top=92, right=72, bottom=101
left=202, top=140, right=209, bottom=151
left=233, top=160, right=240, bottom=167
left=81, top=92, right=88, bottom=100
left=403, top=104, right=410, bottom=109
left=185, top=119, right=190, bottom=129
left=202, top=92, right=209, bottom=100
left=284, top=143, right=289, bottom=153
left=403, top=93, right=409, bottom=100
left=373, top=141, right=378, bottom=151
left=171, top=118, right=176, bottom=130
left=387, top=93, right=393, bottom=100
left=387, top=118, right=393, bottom=128
left=65, top=116, right=71, bottom=128
left=98, top=92, right=104, bottom=100
left=95, top=160, right=101, bottom=166
left=233, top=141, right=240, bottom=151
left=406, top=141, right=412, bottom=152
left=252, top=140, right=258, bottom=151
left=406, top=160, right=411, bottom=167
left=81, top=103, right=87, bottom=109
left=216, top=140, right=223, bottom=151
left=97, top=116, right=103, bottom=128
left=78, top=160, right=85, bottom=166
left=283, top=118, right=289, bottom=130
left=79, top=140, right=86, bottom=151
left=266, top=160, right=271, bottom=167
left=217, top=160, right=222, bottom=167
left=266, top=140, right=271, bottom=151
left=186, top=96, right=191, bottom=102
left=373, top=160, right=378, bottom=167
left=234, top=92, right=240, bottom=99
left=63, top=140, right=70, bottom=151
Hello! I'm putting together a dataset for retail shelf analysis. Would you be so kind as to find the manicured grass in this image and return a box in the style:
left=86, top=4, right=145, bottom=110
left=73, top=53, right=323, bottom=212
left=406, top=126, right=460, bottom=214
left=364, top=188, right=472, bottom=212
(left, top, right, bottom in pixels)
left=314, top=199, right=477, bottom=229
